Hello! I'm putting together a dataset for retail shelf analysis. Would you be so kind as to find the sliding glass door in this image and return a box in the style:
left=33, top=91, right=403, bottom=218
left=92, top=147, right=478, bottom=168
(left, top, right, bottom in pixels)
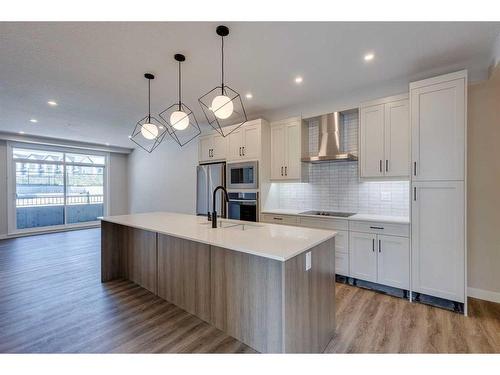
left=9, top=144, right=107, bottom=233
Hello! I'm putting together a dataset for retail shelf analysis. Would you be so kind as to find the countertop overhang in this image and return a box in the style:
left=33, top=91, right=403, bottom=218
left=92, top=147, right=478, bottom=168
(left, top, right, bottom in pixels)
left=100, top=212, right=336, bottom=262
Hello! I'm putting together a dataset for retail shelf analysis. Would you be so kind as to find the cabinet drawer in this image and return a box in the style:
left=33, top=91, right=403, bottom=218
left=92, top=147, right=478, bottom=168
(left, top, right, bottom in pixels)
left=335, top=252, right=349, bottom=276
left=349, top=220, right=409, bottom=237
left=297, top=216, right=348, bottom=231
left=260, top=213, right=298, bottom=225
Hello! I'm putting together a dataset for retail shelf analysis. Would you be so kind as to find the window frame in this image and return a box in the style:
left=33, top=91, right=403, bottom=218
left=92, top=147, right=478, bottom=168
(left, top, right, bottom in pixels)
left=7, top=141, right=109, bottom=235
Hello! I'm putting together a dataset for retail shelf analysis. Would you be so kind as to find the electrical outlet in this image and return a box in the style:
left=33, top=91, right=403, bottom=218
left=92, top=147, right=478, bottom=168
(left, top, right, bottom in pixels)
left=305, top=251, right=312, bottom=271
left=381, top=191, right=392, bottom=201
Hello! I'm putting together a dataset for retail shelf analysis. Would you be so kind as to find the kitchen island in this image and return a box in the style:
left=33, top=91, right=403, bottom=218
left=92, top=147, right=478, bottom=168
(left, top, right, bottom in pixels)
left=101, top=212, right=336, bottom=353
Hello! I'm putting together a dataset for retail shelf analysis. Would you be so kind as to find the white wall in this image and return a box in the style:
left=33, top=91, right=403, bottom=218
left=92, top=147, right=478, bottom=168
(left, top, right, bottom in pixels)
left=128, top=138, right=198, bottom=215
left=108, top=153, right=129, bottom=216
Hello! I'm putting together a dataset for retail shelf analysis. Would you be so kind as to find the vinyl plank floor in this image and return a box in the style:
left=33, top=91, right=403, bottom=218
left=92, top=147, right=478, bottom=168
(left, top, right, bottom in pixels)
left=0, top=228, right=498, bottom=353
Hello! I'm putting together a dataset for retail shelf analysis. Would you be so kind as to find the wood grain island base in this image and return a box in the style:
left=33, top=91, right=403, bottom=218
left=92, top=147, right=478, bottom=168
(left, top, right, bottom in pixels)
left=101, top=213, right=336, bottom=353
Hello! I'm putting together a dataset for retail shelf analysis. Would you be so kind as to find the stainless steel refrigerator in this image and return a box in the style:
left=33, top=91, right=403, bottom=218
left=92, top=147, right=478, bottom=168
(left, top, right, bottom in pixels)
left=196, top=162, right=226, bottom=218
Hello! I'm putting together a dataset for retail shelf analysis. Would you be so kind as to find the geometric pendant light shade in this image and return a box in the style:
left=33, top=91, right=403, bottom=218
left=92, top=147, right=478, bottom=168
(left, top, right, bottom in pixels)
left=159, top=54, right=201, bottom=147
left=198, top=25, right=247, bottom=138
left=130, top=73, right=168, bottom=153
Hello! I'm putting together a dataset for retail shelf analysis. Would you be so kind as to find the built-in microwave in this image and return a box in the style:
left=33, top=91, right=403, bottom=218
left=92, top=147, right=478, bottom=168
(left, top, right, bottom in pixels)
left=227, top=161, right=258, bottom=189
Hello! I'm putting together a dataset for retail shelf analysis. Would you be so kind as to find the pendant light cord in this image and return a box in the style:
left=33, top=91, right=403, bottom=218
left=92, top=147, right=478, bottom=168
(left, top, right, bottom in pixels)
left=148, top=77, right=151, bottom=122
left=178, top=61, right=182, bottom=110
left=221, top=36, right=225, bottom=95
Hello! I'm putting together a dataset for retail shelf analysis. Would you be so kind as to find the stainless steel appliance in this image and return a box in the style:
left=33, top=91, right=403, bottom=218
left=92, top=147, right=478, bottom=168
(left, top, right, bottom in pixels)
left=300, top=210, right=356, bottom=218
left=197, top=162, right=226, bottom=218
left=301, top=112, right=358, bottom=163
left=227, top=161, right=258, bottom=189
left=227, top=192, right=258, bottom=222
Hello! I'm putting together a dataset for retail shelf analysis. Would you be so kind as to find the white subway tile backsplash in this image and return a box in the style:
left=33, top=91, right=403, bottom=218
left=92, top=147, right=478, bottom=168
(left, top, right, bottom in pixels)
left=272, top=112, right=409, bottom=217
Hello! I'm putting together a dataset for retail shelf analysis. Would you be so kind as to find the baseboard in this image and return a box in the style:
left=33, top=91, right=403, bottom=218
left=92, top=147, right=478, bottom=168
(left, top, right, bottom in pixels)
left=468, top=287, right=500, bottom=303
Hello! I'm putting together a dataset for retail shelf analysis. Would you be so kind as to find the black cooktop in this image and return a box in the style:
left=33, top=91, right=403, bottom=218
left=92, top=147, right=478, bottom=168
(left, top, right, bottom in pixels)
left=300, top=210, right=356, bottom=218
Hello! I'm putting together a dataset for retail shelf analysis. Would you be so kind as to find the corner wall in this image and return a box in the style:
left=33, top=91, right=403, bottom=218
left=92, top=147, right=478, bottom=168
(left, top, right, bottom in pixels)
left=127, top=139, right=198, bottom=215
left=467, top=65, right=500, bottom=301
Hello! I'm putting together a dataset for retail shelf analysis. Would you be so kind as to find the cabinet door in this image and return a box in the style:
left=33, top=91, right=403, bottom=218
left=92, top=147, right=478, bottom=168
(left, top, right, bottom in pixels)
left=349, top=232, right=377, bottom=282
left=227, top=129, right=243, bottom=161
left=242, top=124, right=260, bottom=159
left=199, top=135, right=213, bottom=162
left=270, top=125, right=285, bottom=179
left=411, top=181, right=465, bottom=302
left=411, top=77, right=465, bottom=180
left=360, top=104, right=385, bottom=177
left=211, top=133, right=227, bottom=160
left=384, top=99, right=409, bottom=177
left=284, top=121, right=301, bottom=179
left=377, top=235, right=409, bottom=289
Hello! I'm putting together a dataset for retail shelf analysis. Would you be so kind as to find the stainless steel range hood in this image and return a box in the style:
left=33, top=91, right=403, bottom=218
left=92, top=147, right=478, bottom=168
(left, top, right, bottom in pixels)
left=301, top=112, right=358, bottom=163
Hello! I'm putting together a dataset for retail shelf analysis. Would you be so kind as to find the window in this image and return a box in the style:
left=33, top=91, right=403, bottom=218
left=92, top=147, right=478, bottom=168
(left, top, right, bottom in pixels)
left=9, top=144, right=107, bottom=232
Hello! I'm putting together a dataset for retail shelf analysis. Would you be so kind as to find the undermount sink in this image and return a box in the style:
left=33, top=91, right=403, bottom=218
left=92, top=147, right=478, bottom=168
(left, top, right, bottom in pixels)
left=198, top=220, right=261, bottom=230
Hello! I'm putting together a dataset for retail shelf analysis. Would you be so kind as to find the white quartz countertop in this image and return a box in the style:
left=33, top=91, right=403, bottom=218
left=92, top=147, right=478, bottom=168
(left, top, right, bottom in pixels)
left=261, top=209, right=410, bottom=224
left=101, top=212, right=336, bottom=262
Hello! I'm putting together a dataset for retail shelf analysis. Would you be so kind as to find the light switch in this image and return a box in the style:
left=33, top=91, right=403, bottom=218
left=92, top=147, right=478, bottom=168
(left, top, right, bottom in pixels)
left=305, top=251, right=312, bottom=271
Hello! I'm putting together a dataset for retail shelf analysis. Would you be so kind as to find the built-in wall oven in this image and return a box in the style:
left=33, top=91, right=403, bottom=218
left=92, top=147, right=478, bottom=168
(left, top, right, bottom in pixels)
left=227, top=161, right=258, bottom=189
left=227, top=192, right=258, bottom=222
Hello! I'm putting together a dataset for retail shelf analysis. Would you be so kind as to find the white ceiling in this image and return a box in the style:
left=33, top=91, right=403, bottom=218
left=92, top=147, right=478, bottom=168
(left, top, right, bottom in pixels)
left=1, top=22, right=499, bottom=148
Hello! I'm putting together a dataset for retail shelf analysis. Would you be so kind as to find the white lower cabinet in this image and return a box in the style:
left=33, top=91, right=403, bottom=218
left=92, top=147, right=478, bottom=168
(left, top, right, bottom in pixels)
left=377, top=235, right=410, bottom=289
left=411, top=181, right=465, bottom=303
left=349, top=230, right=410, bottom=289
left=349, top=232, right=377, bottom=282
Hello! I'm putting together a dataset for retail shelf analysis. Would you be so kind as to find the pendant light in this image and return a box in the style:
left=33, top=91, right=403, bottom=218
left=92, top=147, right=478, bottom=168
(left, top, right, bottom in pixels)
left=159, top=54, right=201, bottom=147
left=198, top=25, right=247, bottom=137
left=130, top=73, right=168, bottom=153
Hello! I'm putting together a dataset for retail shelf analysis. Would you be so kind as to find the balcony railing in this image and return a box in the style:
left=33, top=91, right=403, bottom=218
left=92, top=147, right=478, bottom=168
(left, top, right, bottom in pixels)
left=16, top=194, right=104, bottom=207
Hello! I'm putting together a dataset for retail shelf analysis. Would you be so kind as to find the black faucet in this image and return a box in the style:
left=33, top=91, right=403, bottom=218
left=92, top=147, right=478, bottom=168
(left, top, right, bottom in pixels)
left=212, top=185, right=229, bottom=228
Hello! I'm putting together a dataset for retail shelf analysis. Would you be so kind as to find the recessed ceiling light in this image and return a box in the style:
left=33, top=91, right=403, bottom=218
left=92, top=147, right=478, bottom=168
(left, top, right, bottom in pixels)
left=47, top=100, right=58, bottom=106
left=294, top=76, right=303, bottom=84
left=364, top=53, right=375, bottom=62
left=19, top=131, right=25, bottom=135
left=128, top=135, right=132, bottom=139
left=245, top=93, right=253, bottom=99
left=30, top=118, right=38, bottom=123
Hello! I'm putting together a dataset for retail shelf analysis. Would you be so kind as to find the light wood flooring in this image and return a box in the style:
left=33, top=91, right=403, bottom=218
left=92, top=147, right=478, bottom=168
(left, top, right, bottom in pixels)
left=0, top=228, right=498, bottom=353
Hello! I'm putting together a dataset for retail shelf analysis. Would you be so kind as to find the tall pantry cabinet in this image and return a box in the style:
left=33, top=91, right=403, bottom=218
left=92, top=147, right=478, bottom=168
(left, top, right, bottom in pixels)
left=410, top=70, right=467, bottom=309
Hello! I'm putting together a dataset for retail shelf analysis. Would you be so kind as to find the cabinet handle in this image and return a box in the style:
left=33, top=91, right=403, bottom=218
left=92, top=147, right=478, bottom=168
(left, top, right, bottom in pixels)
left=413, top=187, right=417, bottom=201
left=242, top=146, right=245, bottom=156
left=413, top=161, right=417, bottom=176
left=211, top=149, right=214, bottom=157
left=379, top=160, right=382, bottom=173
left=209, top=149, right=212, bottom=158
left=370, top=226, right=384, bottom=230
left=239, top=147, right=242, bottom=156
left=379, top=239, right=381, bottom=253
left=285, top=166, right=287, bottom=176
left=385, top=160, right=388, bottom=172
left=273, top=217, right=283, bottom=221
left=372, top=238, right=375, bottom=252
left=281, top=166, right=284, bottom=176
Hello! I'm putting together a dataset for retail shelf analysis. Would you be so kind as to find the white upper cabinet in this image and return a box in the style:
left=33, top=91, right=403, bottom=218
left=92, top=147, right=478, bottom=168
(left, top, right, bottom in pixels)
left=410, top=71, right=466, bottom=181
left=385, top=99, right=410, bottom=177
left=270, top=125, right=286, bottom=179
left=411, top=181, right=465, bottom=302
left=198, top=133, right=226, bottom=163
left=227, top=122, right=261, bottom=161
left=360, top=94, right=410, bottom=178
left=270, top=118, right=305, bottom=181
left=360, top=104, right=385, bottom=177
